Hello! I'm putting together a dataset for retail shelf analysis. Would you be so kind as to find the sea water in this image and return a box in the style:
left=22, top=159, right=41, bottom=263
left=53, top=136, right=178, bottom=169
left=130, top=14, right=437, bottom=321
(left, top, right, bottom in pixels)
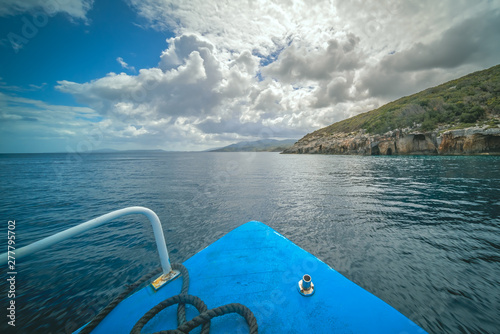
left=0, top=152, right=499, bottom=333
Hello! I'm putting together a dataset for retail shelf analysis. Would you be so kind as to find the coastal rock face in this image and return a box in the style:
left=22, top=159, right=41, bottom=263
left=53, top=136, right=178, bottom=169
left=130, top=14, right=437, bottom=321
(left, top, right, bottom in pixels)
left=439, top=128, right=500, bottom=154
left=288, top=132, right=372, bottom=155
left=282, top=126, right=500, bottom=155
left=394, top=133, right=439, bottom=155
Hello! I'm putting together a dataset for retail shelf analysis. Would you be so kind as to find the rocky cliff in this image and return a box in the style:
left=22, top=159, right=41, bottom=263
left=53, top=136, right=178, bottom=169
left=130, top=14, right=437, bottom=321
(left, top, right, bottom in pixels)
left=282, top=126, right=500, bottom=155
left=439, top=127, right=500, bottom=154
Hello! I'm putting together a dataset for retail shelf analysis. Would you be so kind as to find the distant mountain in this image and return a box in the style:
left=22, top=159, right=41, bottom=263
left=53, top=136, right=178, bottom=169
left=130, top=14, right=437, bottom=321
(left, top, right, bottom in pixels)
left=92, top=148, right=121, bottom=153
left=210, top=139, right=297, bottom=152
left=91, top=148, right=166, bottom=153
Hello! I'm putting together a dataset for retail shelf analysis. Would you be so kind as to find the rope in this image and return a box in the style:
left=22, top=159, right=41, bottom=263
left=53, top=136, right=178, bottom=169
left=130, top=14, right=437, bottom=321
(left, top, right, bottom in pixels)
left=131, top=295, right=258, bottom=334
left=170, top=263, right=189, bottom=326
left=175, top=299, right=258, bottom=334
left=80, top=263, right=258, bottom=334
left=130, top=294, right=210, bottom=334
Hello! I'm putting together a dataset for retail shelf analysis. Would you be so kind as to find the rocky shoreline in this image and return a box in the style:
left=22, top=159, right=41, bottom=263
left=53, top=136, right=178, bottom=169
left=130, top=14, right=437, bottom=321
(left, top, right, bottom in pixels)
left=282, top=126, right=500, bottom=155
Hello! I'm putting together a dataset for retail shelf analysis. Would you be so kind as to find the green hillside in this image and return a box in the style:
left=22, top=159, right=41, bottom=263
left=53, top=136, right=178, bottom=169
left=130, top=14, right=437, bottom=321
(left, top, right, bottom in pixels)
left=310, top=64, right=500, bottom=137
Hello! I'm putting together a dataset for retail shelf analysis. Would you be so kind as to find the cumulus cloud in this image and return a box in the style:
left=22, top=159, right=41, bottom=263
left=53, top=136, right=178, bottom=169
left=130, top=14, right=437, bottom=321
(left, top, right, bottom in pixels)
left=0, top=0, right=93, bottom=20
left=263, top=35, right=363, bottom=83
left=262, top=33, right=364, bottom=108
left=49, top=0, right=500, bottom=150
left=57, top=34, right=225, bottom=120
left=128, top=0, right=307, bottom=56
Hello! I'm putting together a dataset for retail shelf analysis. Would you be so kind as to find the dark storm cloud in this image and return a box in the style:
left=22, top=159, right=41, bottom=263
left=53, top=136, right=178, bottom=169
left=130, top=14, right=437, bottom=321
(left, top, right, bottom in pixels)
left=381, top=10, right=500, bottom=72
left=357, top=9, right=500, bottom=100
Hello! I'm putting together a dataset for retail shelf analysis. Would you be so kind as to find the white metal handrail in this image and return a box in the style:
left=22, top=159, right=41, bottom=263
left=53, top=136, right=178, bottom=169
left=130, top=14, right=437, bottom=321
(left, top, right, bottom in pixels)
left=0, top=207, right=172, bottom=275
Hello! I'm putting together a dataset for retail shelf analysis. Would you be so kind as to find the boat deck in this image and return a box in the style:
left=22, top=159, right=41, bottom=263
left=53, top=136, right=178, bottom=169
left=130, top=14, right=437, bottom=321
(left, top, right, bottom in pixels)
left=77, top=221, right=425, bottom=333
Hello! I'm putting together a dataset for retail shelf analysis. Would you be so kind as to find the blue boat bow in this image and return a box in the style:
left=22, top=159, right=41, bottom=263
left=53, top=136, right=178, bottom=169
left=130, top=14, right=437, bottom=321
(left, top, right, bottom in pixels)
left=77, top=220, right=426, bottom=333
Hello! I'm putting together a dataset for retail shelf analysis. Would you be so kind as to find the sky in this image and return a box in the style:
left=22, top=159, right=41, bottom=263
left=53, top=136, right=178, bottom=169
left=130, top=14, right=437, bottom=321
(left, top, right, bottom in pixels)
left=0, top=0, right=499, bottom=153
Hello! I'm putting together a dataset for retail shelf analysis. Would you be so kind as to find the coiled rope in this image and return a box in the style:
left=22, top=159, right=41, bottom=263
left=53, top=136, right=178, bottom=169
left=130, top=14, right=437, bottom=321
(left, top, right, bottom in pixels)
left=79, top=263, right=258, bottom=334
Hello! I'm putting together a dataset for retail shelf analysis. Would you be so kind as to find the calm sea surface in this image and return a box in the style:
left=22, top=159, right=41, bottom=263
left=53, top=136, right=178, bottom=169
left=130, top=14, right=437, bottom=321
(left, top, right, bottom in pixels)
left=0, top=152, right=499, bottom=333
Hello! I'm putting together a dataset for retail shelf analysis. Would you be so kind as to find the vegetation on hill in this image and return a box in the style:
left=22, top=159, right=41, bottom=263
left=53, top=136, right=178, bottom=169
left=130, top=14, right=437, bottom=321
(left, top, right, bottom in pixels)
left=311, top=64, right=500, bottom=137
